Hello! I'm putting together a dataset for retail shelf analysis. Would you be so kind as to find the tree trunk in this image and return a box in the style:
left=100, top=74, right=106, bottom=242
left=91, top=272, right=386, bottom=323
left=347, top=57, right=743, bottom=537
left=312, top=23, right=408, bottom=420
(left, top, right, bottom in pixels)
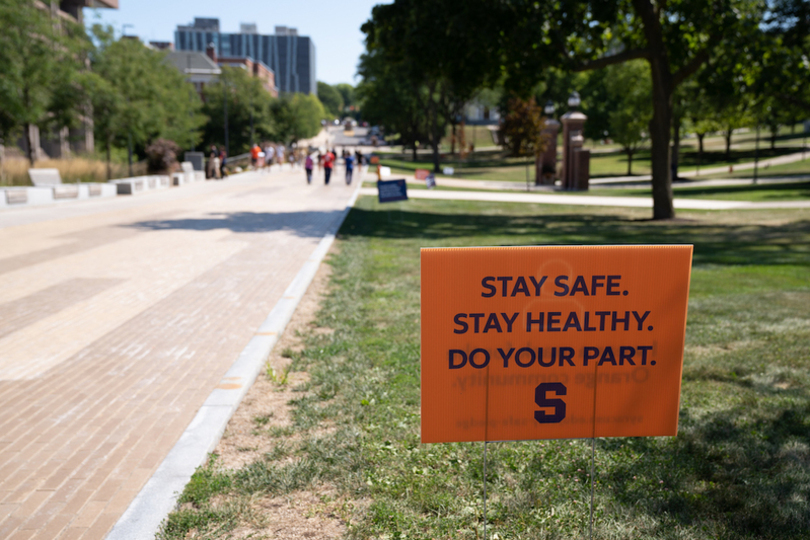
left=770, top=125, right=777, bottom=150
left=450, top=122, right=457, bottom=155
left=648, top=64, right=674, bottom=219
left=24, top=123, right=37, bottom=167
left=725, top=129, right=732, bottom=161
left=626, top=149, right=633, bottom=175
left=632, top=0, right=675, bottom=219
left=412, top=143, right=417, bottom=161
left=430, top=107, right=441, bottom=173
left=697, top=133, right=704, bottom=176
left=671, top=114, right=681, bottom=181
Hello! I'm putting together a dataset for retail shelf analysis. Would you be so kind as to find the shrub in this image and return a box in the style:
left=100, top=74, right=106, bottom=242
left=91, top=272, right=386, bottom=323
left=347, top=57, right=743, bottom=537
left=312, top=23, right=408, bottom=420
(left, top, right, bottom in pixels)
left=145, top=138, right=180, bottom=173
left=500, top=96, right=547, bottom=158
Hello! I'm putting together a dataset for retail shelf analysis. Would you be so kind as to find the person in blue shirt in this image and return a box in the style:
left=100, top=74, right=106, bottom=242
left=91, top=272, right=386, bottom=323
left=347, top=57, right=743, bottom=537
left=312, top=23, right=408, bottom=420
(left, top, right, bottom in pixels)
left=344, top=153, right=355, bottom=184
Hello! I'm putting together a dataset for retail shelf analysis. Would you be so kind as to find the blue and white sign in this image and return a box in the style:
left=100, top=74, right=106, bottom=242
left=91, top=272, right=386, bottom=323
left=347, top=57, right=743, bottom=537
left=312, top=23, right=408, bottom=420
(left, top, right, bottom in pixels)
left=377, top=179, right=408, bottom=203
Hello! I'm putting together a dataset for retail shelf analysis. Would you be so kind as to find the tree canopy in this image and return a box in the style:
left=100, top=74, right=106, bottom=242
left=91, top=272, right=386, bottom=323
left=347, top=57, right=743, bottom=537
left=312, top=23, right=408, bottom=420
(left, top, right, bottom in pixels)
left=271, top=93, right=326, bottom=145
left=317, top=81, right=344, bottom=118
left=89, top=25, right=204, bottom=174
left=202, top=65, right=275, bottom=155
left=361, top=0, right=500, bottom=172
left=604, top=61, right=652, bottom=175
left=358, top=0, right=809, bottom=218
left=0, top=0, right=89, bottom=165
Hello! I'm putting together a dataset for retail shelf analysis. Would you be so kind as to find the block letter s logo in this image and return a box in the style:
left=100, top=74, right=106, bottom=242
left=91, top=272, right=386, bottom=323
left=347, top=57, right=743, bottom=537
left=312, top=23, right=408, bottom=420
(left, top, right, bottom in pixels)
left=534, top=383, right=567, bottom=424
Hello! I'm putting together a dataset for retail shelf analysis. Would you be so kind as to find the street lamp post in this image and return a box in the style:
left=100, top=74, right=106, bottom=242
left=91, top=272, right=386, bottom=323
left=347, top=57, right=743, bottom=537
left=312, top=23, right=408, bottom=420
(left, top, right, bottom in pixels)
left=250, top=93, right=254, bottom=148
left=223, top=73, right=229, bottom=157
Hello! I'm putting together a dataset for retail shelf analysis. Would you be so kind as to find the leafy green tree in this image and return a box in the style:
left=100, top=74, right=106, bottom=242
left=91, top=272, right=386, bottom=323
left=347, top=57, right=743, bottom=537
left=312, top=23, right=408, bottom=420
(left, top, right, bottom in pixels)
left=684, top=81, right=722, bottom=175
left=357, top=50, right=428, bottom=160
left=317, top=82, right=344, bottom=118
left=89, top=25, right=204, bottom=176
left=335, top=84, right=356, bottom=112
left=497, top=0, right=764, bottom=219
left=361, top=0, right=501, bottom=172
left=752, top=0, right=810, bottom=116
left=271, top=93, right=325, bottom=145
left=0, top=0, right=89, bottom=165
left=202, top=65, right=274, bottom=155
left=605, top=61, right=652, bottom=175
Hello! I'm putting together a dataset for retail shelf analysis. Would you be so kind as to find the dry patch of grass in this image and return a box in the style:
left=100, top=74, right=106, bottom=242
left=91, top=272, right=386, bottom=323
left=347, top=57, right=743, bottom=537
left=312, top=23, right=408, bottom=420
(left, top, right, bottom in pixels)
left=1, top=156, right=146, bottom=185
left=160, top=251, right=363, bottom=539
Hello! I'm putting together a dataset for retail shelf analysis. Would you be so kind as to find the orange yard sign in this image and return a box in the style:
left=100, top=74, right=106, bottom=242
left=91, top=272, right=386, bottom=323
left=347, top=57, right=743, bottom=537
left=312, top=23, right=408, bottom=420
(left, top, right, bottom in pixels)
left=421, top=245, right=693, bottom=443
left=415, top=169, right=430, bottom=180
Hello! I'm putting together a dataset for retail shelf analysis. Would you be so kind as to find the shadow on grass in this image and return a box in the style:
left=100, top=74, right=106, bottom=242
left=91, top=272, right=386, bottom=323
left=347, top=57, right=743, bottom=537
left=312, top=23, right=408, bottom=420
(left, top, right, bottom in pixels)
left=601, top=400, right=810, bottom=539
left=339, top=208, right=810, bottom=267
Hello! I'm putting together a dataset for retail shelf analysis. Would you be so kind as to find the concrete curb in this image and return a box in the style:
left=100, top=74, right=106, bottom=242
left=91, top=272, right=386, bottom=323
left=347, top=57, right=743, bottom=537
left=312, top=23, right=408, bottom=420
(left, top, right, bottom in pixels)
left=105, top=179, right=364, bottom=540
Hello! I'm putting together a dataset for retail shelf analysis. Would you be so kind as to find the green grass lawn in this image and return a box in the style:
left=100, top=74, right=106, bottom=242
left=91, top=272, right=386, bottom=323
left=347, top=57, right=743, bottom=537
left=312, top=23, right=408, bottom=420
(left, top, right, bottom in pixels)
left=161, top=201, right=810, bottom=540
left=381, top=146, right=808, bottom=185
left=368, top=174, right=810, bottom=203
left=583, top=181, right=810, bottom=202
left=699, top=156, right=810, bottom=180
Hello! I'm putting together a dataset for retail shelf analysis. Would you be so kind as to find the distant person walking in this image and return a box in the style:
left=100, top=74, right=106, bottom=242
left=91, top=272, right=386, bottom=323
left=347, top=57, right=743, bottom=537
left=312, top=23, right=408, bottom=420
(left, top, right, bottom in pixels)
left=323, top=149, right=335, bottom=185
left=207, top=145, right=218, bottom=179
left=250, top=144, right=261, bottom=169
left=277, top=145, right=286, bottom=165
left=305, top=154, right=314, bottom=184
left=219, top=149, right=228, bottom=178
left=265, top=144, right=275, bottom=167
left=344, top=153, right=354, bottom=184
left=212, top=150, right=221, bottom=179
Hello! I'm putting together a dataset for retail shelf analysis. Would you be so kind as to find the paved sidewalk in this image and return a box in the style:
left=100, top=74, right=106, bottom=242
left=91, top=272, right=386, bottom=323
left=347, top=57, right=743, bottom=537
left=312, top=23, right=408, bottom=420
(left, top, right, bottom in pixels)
left=0, top=168, right=359, bottom=539
left=359, top=187, right=810, bottom=210
left=400, top=174, right=809, bottom=193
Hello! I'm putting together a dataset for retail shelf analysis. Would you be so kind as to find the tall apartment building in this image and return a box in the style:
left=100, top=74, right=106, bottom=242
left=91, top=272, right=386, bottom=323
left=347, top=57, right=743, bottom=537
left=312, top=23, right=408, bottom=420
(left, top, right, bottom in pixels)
left=174, top=18, right=316, bottom=95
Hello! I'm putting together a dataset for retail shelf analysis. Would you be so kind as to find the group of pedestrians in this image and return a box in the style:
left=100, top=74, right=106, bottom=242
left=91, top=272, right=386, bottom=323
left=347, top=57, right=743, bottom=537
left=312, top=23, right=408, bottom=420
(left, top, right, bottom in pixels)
left=206, top=145, right=228, bottom=179
left=249, top=143, right=294, bottom=170
left=304, top=148, right=365, bottom=185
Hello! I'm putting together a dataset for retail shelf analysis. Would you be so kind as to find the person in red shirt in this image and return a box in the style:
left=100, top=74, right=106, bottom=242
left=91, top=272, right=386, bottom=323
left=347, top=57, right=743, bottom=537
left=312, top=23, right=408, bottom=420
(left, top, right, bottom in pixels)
left=323, top=149, right=335, bottom=184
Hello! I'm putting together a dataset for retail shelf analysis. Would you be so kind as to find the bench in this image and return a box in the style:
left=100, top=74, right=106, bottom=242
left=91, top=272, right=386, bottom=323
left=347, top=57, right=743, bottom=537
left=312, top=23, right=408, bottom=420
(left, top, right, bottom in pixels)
left=29, top=168, right=79, bottom=199
left=109, top=175, right=170, bottom=195
left=28, top=168, right=63, bottom=186
left=5, top=189, right=28, bottom=205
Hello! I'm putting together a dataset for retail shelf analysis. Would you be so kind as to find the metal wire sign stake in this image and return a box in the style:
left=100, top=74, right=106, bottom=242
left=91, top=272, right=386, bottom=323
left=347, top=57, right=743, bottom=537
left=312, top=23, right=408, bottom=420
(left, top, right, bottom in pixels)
left=420, top=245, right=693, bottom=539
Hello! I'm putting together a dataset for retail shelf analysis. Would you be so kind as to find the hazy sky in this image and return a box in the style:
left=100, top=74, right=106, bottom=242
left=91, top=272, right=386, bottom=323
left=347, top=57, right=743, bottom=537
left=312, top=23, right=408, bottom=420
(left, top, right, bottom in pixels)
left=83, top=0, right=389, bottom=86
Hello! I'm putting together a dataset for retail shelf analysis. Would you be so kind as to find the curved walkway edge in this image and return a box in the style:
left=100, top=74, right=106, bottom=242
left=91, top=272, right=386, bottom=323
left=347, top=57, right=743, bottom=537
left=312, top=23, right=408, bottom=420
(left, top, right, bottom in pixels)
left=105, top=180, right=364, bottom=540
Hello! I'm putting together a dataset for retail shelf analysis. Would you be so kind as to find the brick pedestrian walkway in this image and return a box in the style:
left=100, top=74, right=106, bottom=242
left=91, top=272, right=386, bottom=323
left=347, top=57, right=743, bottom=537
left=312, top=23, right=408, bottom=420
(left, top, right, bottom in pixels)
left=0, top=169, right=357, bottom=539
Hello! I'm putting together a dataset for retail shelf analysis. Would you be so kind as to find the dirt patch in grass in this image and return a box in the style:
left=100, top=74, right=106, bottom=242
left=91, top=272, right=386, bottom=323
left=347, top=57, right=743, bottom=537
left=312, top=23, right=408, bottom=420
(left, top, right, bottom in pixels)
left=211, top=250, right=350, bottom=538
left=217, top=488, right=351, bottom=540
